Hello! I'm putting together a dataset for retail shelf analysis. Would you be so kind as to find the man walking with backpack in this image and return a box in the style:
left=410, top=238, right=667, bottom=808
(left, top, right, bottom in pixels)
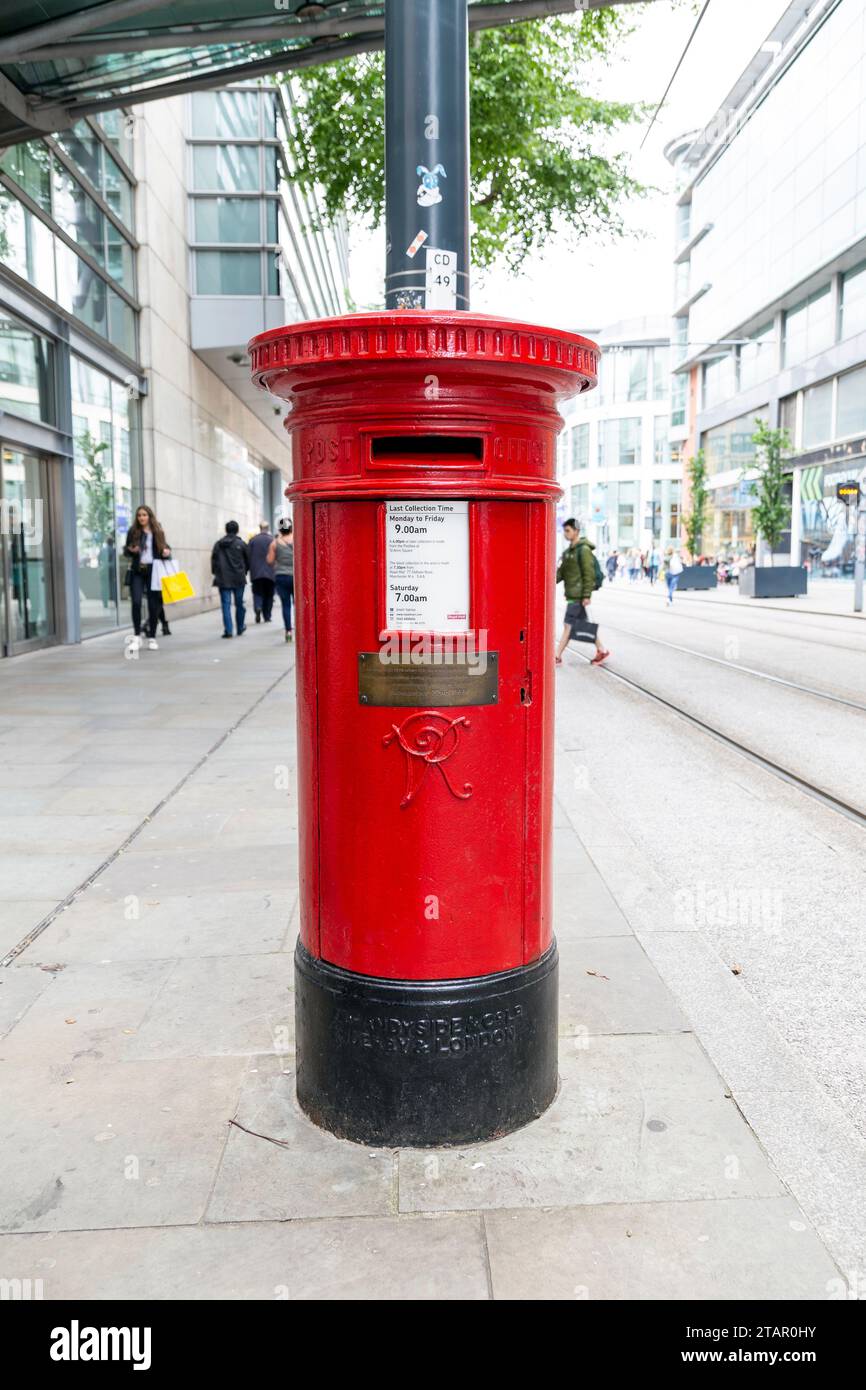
left=555, top=517, right=610, bottom=666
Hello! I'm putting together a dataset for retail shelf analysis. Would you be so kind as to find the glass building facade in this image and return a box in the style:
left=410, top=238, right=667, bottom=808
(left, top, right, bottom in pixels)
left=557, top=318, right=681, bottom=557
left=667, top=0, right=866, bottom=573
left=0, top=111, right=142, bottom=654
left=0, top=79, right=349, bottom=655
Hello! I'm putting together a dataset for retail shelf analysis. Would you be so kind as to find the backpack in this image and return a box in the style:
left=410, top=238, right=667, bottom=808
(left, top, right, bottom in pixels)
left=581, top=540, right=605, bottom=591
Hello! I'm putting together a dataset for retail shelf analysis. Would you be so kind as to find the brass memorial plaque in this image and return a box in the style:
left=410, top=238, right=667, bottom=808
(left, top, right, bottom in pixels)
left=358, top=652, right=499, bottom=707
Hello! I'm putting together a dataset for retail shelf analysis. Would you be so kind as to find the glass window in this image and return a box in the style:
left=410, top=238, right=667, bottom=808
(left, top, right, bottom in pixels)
left=0, top=188, right=57, bottom=299
left=101, top=151, right=134, bottom=229
left=0, top=311, right=55, bottom=423
left=262, top=91, right=278, bottom=139
left=703, top=353, right=737, bottom=410
left=265, top=198, right=278, bottom=242
left=779, top=393, right=798, bottom=442
left=671, top=371, right=688, bottom=429
left=0, top=140, right=52, bottom=211
left=669, top=480, right=681, bottom=540
left=674, top=262, right=690, bottom=306
left=601, top=418, right=641, bottom=468
left=702, top=410, right=766, bottom=475
left=56, top=120, right=102, bottom=191
left=71, top=356, right=118, bottom=636
left=802, top=381, right=833, bottom=447
left=676, top=201, right=691, bottom=243
left=52, top=158, right=105, bottom=267
left=263, top=146, right=279, bottom=192
left=570, top=483, right=588, bottom=522
left=266, top=251, right=280, bottom=296
left=617, top=481, right=638, bottom=542
left=651, top=346, right=669, bottom=401
left=193, top=196, right=261, bottom=243
left=191, top=90, right=260, bottom=140
left=783, top=285, right=833, bottom=367
left=97, top=109, right=134, bottom=169
left=837, top=366, right=866, bottom=439
left=192, top=144, right=259, bottom=192
left=653, top=416, right=670, bottom=467
left=738, top=323, right=775, bottom=392
left=840, top=261, right=866, bottom=341
left=105, top=219, right=135, bottom=291
left=571, top=423, right=589, bottom=470
left=195, top=250, right=261, bottom=295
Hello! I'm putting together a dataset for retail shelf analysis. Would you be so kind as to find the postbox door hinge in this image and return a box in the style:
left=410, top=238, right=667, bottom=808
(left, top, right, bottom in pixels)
left=520, top=674, right=532, bottom=706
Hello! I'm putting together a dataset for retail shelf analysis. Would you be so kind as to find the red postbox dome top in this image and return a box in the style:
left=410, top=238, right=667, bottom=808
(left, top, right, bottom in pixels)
left=249, top=310, right=599, bottom=399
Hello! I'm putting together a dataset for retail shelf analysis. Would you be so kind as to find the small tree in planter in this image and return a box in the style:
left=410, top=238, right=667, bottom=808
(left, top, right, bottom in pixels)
left=683, top=450, right=710, bottom=561
left=748, top=420, right=792, bottom=567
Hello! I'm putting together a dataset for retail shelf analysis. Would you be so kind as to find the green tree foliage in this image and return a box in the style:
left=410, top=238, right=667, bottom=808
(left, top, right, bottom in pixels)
left=289, top=10, right=644, bottom=270
left=749, top=420, right=792, bottom=565
left=683, top=450, right=710, bottom=558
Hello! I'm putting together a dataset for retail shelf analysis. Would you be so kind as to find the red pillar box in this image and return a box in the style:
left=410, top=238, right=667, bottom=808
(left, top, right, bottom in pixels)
left=250, top=312, right=598, bottom=1146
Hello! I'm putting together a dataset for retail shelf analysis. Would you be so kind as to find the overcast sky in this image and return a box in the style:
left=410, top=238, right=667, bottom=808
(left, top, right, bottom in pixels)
left=349, top=0, right=791, bottom=335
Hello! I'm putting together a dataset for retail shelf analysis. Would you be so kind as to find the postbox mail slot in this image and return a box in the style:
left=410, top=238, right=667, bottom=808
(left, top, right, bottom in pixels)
left=369, top=434, right=485, bottom=468
left=358, top=651, right=499, bottom=706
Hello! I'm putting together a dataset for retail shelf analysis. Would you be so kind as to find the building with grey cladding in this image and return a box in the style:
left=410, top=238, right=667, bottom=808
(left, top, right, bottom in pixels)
left=667, top=0, right=866, bottom=575
left=0, top=81, right=348, bottom=656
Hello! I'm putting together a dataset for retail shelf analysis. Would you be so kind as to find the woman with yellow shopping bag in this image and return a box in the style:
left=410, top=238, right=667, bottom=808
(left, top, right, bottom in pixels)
left=123, top=506, right=172, bottom=652
left=151, top=555, right=196, bottom=637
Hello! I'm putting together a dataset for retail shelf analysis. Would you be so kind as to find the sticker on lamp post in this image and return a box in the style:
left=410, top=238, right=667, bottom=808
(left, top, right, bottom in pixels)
left=385, top=500, right=469, bottom=632
left=425, top=247, right=458, bottom=310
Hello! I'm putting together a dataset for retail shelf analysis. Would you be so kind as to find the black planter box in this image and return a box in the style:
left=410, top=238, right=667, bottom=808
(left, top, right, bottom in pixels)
left=738, top=565, right=808, bottom=598
left=678, top=565, right=717, bottom=591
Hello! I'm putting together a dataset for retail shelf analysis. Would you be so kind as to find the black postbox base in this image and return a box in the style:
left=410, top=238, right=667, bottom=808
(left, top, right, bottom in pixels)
left=294, top=939, right=559, bottom=1147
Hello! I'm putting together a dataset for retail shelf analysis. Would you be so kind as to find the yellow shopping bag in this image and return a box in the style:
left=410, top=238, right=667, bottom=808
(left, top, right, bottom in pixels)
left=161, top=570, right=195, bottom=604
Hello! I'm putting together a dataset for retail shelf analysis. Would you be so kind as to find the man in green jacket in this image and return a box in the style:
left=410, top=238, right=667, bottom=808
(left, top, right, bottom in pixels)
left=555, top=518, right=610, bottom=666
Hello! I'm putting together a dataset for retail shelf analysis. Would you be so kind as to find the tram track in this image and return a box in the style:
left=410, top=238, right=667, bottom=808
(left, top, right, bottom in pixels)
left=599, top=620, right=866, bottom=713
left=565, top=646, right=866, bottom=832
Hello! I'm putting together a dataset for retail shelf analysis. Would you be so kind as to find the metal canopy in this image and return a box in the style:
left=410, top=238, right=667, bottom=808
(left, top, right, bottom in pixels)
left=0, top=0, right=647, bottom=144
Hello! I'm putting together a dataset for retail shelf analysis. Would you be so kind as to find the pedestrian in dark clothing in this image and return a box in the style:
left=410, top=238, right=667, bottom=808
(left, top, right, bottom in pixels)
left=267, top=518, right=295, bottom=642
left=248, top=522, right=275, bottom=624
left=124, top=505, right=172, bottom=651
left=211, top=520, right=249, bottom=638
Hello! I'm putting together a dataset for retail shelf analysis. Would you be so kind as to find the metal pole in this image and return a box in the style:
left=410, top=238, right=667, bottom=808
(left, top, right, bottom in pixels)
left=384, top=0, right=470, bottom=311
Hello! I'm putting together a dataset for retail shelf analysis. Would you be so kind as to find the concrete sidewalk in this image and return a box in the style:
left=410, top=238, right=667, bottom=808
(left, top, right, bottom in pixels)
left=0, top=612, right=843, bottom=1299
left=607, top=574, right=864, bottom=619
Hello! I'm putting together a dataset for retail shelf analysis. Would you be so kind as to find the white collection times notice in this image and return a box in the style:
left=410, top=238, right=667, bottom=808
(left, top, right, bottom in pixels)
left=385, top=500, right=470, bottom=633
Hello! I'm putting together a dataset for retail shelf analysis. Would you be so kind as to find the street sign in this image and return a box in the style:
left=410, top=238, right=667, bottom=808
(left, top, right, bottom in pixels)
left=425, top=247, right=458, bottom=309
left=837, top=481, right=861, bottom=505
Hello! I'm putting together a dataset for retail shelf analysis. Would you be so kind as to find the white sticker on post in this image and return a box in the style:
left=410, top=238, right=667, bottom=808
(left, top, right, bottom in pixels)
left=385, top=500, right=469, bottom=633
left=424, top=247, right=458, bottom=310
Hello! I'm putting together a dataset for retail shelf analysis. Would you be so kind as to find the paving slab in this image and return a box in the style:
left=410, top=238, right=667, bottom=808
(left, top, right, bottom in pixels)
left=0, top=1214, right=489, bottom=1300
left=484, top=1197, right=839, bottom=1301
left=558, top=935, right=688, bottom=1037
left=0, top=965, right=55, bottom=1037
left=32, top=888, right=295, bottom=964
left=0, top=1056, right=246, bottom=1232
left=0, top=900, right=59, bottom=958
left=0, top=959, right=176, bottom=1065
left=398, top=1035, right=784, bottom=1214
left=121, top=953, right=293, bottom=1060
left=554, top=872, right=634, bottom=939
left=136, top=808, right=294, bottom=852
left=94, top=844, right=297, bottom=896
left=206, top=1057, right=395, bottom=1223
